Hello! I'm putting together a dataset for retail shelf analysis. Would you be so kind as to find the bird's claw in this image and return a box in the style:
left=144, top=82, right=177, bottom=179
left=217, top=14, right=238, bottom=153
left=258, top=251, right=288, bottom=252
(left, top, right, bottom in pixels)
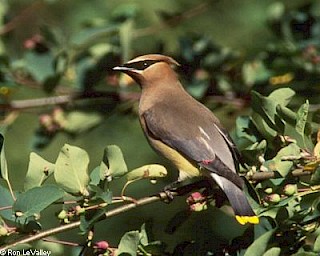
left=163, top=189, right=175, bottom=203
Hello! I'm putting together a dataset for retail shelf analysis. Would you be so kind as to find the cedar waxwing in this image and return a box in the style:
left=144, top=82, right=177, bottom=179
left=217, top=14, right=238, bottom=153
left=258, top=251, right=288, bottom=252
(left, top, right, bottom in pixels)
left=113, top=54, right=259, bottom=225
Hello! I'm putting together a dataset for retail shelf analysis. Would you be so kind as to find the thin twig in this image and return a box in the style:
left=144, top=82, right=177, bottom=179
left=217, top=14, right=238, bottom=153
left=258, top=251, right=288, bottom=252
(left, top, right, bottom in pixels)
left=42, top=238, right=79, bottom=247
left=0, top=206, right=12, bottom=211
left=0, top=1, right=44, bottom=35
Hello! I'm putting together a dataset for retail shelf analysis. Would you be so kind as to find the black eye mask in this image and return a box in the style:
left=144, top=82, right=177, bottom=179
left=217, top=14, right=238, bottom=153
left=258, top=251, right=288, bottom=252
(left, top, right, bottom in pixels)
left=122, top=60, right=161, bottom=70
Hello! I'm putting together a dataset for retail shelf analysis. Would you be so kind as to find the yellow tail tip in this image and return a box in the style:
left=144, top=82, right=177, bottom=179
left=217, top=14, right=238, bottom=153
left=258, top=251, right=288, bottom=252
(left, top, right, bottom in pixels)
left=235, top=215, right=259, bottom=225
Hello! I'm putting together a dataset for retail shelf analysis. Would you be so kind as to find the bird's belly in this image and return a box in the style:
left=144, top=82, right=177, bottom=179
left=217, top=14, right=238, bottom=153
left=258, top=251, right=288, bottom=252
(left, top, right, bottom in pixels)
left=149, top=138, right=200, bottom=180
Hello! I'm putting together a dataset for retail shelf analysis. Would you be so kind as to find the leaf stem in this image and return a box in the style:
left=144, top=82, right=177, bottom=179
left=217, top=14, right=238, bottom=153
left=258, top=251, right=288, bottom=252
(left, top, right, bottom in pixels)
left=5, top=179, right=16, bottom=202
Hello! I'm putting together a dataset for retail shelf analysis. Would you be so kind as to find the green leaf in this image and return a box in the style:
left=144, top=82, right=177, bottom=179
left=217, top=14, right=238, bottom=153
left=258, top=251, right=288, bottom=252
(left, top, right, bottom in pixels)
left=54, top=144, right=90, bottom=195
left=187, top=79, right=209, bottom=99
left=0, top=185, right=15, bottom=221
left=244, top=229, right=275, bottom=256
left=63, top=111, right=103, bottom=134
left=0, top=134, right=8, bottom=181
left=71, top=26, right=118, bottom=47
left=299, top=191, right=320, bottom=212
left=126, top=164, right=167, bottom=181
left=24, top=52, right=56, bottom=82
left=89, top=166, right=101, bottom=186
left=263, top=143, right=300, bottom=177
left=98, top=191, right=113, bottom=203
left=292, top=252, right=318, bottom=256
left=111, top=3, right=138, bottom=20
left=143, top=241, right=166, bottom=255
left=268, top=88, right=295, bottom=106
left=79, top=189, right=111, bottom=233
left=313, top=233, right=320, bottom=252
left=276, top=105, right=296, bottom=125
left=100, top=145, right=128, bottom=180
left=13, top=185, right=64, bottom=222
left=89, top=43, right=113, bottom=58
left=311, top=167, right=320, bottom=184
left=259, top=207, right=279, bottom=219
left=235, top=116, right=259, bottom=149
left=294, top=100, right=313, bottom=149
left=251, top=112, right=277, bottom=142
left=263, top=247, right=281, bottom=256
left=24, top=152, right=55, bottom=191
left=242, top=60, right=271, bottom=86
left=139, top=223, right=148, bottom=246
left=242, top=140, right=267, bottom=164
left=279, top=101, right=312, bottom=150
left=267, top=2, right=285, bottom=21
left=251, top=89, right=295, bottom=139
left=116, top=230, right=140, bottom=256
left=251, top=91, right=279, bottom=131
left=245, top=140, right=267, bottom=151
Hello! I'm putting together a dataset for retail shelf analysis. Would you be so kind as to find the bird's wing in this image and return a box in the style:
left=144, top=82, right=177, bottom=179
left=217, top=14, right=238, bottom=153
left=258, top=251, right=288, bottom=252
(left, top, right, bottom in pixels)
left=142, top=102, right=244, bottom=188
left=212, top=123, right=242, bottom=171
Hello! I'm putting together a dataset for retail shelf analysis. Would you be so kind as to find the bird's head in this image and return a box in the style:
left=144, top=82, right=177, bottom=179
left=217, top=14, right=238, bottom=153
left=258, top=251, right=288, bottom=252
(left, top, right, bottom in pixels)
left=113, top=54, right=180, bottom=87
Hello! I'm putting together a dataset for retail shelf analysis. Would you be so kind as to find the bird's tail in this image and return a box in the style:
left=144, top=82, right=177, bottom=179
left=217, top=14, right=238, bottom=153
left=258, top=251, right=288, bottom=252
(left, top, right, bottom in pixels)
left=210, top=173, right=259, bottom=225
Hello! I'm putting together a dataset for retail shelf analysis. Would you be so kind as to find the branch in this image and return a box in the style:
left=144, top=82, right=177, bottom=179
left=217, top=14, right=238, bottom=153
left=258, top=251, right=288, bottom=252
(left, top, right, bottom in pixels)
left=0, top=191, right=177, bottom=250
left=0, top=166, right=310, bottom=249
left=247, top=168, right=314, bottom=181
left=0, top=91, right=141, bottom=111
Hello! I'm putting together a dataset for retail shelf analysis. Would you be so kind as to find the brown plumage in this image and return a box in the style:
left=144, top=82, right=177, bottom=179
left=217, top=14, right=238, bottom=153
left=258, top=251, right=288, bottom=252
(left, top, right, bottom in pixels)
left=113, top=54, right=259, bottom=225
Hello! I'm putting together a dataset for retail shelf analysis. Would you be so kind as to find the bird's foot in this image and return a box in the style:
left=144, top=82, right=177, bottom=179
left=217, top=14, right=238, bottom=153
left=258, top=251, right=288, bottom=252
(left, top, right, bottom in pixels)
left=162, top=180, right=182, bottom=203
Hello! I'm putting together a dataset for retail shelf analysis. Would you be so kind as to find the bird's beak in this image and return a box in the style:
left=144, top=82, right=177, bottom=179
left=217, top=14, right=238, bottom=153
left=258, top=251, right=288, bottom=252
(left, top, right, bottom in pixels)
left=112, top=66, right=134, bottom=72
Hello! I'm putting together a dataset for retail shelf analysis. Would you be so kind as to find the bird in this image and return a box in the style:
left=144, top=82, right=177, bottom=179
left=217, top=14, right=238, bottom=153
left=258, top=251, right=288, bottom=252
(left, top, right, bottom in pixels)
left=113, top=54, right=259, bottom=225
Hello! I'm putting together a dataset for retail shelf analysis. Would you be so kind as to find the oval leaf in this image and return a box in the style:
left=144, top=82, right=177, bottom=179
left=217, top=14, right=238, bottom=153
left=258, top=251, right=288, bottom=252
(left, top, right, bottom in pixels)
left=13, top=185, right=64, bottom=222
left=263, top=247, right=281, bottom=256
left=263, top=143, right=300, bottom=177
left=24, top=51, right=56, bottom=82
left=0, top=134, right=8, bottom=181
left=100, top=145, right=128, bottom=180
left=314, top=233, right=320, bottom=252
left=0, top=185, right=15, bottom=221
left=63, top=111, right=103, bottom=134
left=126, top=164, right=167, bottom=181
left=24, top=152, right=55, bottom=191
left=268, top=88, right=295, bottom=106
left=251, top=91, right=278, bottom=131
left=54, top=144, right=90, bottom=195
left=251, top=89, right=295, bottom=137
left=116, top=230, right=140, bottom=256
left=244, top=229, right=275, bottom=256
left=295, top=100, right=312, bottom=148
